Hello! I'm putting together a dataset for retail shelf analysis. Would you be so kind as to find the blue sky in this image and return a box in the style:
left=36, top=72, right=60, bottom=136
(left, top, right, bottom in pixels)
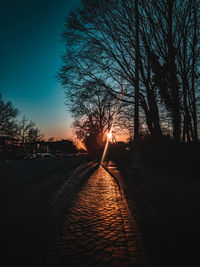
left=0, top=0, right=80, bottom=140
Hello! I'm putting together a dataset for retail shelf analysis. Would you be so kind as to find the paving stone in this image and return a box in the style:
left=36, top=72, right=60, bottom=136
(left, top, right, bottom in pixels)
left=32, top=165, right=146, bottom=266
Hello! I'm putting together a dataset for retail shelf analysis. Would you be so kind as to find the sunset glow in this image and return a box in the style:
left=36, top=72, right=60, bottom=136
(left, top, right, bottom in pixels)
left=107, top=132, right=112, bottom=139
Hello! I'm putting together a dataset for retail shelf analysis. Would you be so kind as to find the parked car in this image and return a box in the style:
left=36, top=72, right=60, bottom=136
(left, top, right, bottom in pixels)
left=36, top=153, right=43, bottom=158
left=24, top=153, right=37, bottom=160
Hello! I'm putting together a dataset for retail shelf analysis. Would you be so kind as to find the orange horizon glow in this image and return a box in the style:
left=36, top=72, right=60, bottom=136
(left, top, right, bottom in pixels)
left=44, top=130, right=129, bottom=151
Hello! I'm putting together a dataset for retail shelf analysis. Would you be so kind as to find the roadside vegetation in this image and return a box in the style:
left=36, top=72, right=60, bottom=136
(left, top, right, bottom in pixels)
left=0, top=93, right=44, bottom=142
left=0, top=93, right=79, bottom=160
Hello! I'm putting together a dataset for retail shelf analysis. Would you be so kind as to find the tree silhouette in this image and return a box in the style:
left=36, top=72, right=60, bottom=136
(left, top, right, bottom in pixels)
left=59, top=0, right=200, bottom=143
left=0, top=93, right=19, bottom=137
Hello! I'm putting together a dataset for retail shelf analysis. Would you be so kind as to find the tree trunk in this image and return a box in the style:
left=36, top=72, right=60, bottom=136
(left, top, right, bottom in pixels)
left=134, top=0, right=140, bottom=142
left=148, top=88, right=162, bottom=139
left=167, top=0, right=181, bottom=143
left=191, top=0, right=199, bottom=142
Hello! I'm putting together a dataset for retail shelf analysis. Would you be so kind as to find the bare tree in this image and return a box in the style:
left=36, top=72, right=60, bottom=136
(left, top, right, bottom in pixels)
left=59, top=0, right=162, bottom=140
left=19, top=115, right=35, bottom=146
left=0, top=93, right=19, bottom=137
left=64, top=80, right=125, bottom=153
left=177, top=0, right=200, bottom=142
left=141, top=0, right=200, bottom=142
left=27, top=126, right=44, bottom=143
left=134, top=0, right=140, bottom=141
left=59, top=0, right=200, bottom=143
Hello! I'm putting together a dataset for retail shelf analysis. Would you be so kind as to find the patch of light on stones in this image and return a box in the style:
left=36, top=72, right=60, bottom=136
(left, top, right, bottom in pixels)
left=34, top=165, right=145, bottom=266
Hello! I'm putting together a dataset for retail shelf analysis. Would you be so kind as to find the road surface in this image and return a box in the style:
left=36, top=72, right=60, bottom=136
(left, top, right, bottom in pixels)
left=30, top=165, right=146, bottom=266
left=0, top=159, right=147, bottom=266
left=0, top=157, right=84, bottom=265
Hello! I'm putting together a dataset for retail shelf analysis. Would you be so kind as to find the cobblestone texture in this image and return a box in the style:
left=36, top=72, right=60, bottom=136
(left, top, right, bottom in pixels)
left=31, top=164, right=146, bottom=266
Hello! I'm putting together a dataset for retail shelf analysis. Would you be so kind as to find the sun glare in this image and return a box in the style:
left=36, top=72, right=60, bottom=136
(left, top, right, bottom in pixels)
left=107, top=132, right=112, bottom=139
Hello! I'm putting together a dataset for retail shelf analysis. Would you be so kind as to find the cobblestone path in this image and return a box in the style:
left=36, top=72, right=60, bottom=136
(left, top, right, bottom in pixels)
left=33, top=165, right=146, bottom=266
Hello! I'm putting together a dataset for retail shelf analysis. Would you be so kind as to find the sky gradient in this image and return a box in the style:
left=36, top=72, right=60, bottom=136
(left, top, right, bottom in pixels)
left=0, top=0, right=80, bottom=140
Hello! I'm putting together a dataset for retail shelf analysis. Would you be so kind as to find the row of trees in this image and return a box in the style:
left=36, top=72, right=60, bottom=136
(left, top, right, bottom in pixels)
left=0, top=93, right=44, bottom=143
left=58, top=0, right=200, bottom=149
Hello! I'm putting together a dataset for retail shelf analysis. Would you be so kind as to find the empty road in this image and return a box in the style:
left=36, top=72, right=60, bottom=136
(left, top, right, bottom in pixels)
left=0, top=157, right=84, bottom=265
left=30, top=165, right=146, bottom=266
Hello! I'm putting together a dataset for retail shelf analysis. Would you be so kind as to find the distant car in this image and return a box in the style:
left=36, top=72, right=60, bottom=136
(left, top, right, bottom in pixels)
left=36, top=153, right=43, bottom=158
left=24, top=153, right=37, bottom=160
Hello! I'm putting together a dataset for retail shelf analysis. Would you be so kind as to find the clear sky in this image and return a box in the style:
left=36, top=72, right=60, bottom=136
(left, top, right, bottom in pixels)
left=0, top=0, right=80, bottom=140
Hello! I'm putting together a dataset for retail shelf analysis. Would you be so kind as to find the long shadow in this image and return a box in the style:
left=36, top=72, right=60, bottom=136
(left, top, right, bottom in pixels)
left=28, top=161, right=100, bottom=266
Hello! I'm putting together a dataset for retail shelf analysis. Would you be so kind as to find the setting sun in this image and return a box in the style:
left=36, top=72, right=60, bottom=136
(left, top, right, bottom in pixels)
left=107, top=132, right=112, bottom=139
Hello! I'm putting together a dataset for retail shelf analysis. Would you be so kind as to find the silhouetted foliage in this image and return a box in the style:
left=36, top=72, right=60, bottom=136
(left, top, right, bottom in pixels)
left=47, top=139, right=78, bottom=154
left=0, top=93, right=19, bottom=137
left=19, top=115, right=35, bottom=145
left=84, top=131, right=105, bottom=159
left=27, top=126, right=44, bottom=143
left=59, top=0, right=200, bottom=145
left=0, top=93, right=44, bottom=143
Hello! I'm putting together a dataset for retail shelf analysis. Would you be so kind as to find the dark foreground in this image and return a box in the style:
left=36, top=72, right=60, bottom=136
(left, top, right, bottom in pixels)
left=0, top=158, right=148, bottom=266
left=1, top=157, right=199, bottom=266
left=0, top=157, right=83, bottom=265
left=31, top=164, right=147, bottom=266
left=105, top=161, right=200, bottom=266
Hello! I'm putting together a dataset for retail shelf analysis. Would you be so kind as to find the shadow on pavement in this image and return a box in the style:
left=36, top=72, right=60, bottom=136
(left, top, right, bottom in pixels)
left=104, top=161, right=200, bottom=266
